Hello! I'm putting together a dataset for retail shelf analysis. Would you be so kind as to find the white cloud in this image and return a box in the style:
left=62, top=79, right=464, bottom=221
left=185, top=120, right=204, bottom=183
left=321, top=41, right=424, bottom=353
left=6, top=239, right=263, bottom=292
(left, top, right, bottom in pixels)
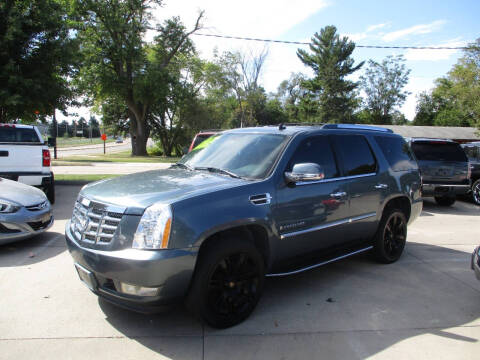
left=404, top=38, right=466, bottom=61
left=343, top=22, right=389, bottom=43
left=366, top=23, right=388, bottom=33
left=382, top=20, right=446, bottom=42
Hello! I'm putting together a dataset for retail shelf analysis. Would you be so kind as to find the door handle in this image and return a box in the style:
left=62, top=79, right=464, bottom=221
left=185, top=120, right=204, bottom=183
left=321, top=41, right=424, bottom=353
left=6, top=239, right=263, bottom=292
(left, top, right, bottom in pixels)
left=330, top=191, right=347, bottom=198
left=375, top=184, right=388, bottom=189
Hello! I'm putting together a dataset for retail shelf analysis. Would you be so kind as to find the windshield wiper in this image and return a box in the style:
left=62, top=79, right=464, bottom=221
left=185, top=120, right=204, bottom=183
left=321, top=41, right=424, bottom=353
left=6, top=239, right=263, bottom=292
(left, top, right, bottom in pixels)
left=171, top=162, right=193, bottom=170
left=194, top=166, right=242, bottom=179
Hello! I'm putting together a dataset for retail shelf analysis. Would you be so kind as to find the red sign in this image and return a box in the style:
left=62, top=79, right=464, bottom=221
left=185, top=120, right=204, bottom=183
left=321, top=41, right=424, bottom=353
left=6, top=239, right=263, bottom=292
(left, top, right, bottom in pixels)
left=101, top=134, right=107, bottom=141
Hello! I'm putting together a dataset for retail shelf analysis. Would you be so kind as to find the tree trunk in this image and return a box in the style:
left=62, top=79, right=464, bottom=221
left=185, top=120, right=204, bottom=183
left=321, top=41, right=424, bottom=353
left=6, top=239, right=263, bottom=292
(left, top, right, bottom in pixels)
left=127, top=102, right=149, bottom=156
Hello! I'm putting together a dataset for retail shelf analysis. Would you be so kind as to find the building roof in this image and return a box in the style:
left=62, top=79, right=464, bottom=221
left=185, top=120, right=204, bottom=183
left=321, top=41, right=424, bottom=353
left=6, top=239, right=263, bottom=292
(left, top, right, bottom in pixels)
left=375, top=125, right=480, bottom=141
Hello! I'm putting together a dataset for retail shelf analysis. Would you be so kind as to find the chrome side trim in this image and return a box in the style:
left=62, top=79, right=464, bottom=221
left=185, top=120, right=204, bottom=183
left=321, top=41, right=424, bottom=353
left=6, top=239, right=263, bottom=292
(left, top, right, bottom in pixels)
left=423, top=184, right=470, bottom=188
left=280, top=212, right=377, bottom=240
left=266, top=246, right=374, bottom=277
left=296, top=173, right=376, bottom=186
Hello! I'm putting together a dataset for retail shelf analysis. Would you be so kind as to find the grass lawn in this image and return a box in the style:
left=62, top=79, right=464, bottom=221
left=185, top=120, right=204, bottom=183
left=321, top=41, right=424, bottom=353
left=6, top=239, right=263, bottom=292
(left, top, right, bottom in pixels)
left=56, top=150, right=181, bottom=164
left=54, top=137, right=116, bottom=148
left=55, top=174, right=120, bottom=182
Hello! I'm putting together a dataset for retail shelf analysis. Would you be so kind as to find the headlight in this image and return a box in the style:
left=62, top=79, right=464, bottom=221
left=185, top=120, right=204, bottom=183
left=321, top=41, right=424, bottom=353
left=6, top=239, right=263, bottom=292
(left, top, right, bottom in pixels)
left=0, top=199, right=21, bottom=213
left=133, top=203, right=172, bottom=250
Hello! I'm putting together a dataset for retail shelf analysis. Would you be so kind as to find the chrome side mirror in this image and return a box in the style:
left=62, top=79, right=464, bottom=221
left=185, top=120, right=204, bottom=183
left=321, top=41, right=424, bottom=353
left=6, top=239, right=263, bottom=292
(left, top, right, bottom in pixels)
left=285, top=163, right=325, bottom=184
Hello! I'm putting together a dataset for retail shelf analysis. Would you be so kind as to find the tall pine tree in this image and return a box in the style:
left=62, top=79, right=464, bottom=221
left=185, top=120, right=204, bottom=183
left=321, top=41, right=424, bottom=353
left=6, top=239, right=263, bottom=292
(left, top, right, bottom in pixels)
left=297, top=26, right=363, bottom=123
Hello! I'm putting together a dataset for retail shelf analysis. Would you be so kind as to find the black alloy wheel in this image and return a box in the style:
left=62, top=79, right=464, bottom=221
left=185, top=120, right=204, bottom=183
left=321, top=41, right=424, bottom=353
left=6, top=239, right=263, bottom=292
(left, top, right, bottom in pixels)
left=472, top=179, right=480, bottom=206
left=382, top=212, right=407, bottom=259
left=373, top=208, right=407, bottom=263
left=186, top=237, right=265, bottom=328
left=206, top=252, right=261, bottom=321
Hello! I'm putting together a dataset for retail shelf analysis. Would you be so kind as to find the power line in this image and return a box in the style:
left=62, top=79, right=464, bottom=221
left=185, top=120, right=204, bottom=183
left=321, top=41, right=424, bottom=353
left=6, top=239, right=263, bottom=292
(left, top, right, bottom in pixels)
left=193, top=33, right=467, bottom=50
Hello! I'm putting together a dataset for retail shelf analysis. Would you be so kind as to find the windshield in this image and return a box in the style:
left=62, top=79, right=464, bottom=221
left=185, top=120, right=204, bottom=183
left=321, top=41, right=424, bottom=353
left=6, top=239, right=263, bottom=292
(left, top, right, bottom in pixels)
left=179, top=132, right=290, bottom=179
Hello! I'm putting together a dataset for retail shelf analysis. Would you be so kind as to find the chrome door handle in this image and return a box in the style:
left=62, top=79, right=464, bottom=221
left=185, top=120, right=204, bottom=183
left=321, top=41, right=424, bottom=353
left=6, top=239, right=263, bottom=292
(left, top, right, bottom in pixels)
left=375, top=184, right=388, bottom=189
left=330, top=191, right=347, bottom=198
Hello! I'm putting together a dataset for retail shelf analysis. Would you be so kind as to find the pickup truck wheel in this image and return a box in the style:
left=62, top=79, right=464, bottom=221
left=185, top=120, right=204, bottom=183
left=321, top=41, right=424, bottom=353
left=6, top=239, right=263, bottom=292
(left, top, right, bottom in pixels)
left=186, top=238, right=265, bottom=328
left=472, top=179, right=480, bottom=206
left=373, top=208, right=407, bottom=264
left=434, top=195, right=455, bottom=206
left=46, top=179, right=55, bottom=205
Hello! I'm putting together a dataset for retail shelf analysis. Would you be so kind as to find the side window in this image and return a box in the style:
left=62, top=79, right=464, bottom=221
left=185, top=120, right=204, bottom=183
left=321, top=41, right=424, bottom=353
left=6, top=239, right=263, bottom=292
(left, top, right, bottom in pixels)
left=288, top=136, right=339, bottom=179
left=332, top=135, right=377, bottom=176
left=375, top=136, right=416, bottom=171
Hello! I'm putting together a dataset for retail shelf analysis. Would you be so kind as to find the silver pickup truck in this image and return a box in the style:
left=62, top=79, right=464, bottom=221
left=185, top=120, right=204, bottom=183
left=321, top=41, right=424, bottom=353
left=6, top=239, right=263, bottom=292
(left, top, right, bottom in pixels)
left=0, top=124, right=55, bottom=203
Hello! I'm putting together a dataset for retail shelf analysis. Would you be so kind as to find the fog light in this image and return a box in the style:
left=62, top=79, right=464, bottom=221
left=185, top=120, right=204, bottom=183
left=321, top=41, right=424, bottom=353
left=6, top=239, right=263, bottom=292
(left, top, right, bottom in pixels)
left=119, top=282, right=160, bottom=297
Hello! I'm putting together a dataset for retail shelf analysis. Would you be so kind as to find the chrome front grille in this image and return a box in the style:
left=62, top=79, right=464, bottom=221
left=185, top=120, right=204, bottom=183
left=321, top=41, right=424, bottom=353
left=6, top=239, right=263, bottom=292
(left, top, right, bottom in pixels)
left=70, top=196, right=125, bottom=246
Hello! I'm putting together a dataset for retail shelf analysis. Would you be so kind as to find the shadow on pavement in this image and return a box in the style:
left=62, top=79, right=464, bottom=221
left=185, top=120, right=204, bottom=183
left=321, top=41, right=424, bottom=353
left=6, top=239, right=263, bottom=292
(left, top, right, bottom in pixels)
left=53, top=185, right=83, bottom=221
left=96, top=242, right=480, bottom=359
left=0, top=231, right=66, bottom=267
left=421, top=198, right=480, bottom=216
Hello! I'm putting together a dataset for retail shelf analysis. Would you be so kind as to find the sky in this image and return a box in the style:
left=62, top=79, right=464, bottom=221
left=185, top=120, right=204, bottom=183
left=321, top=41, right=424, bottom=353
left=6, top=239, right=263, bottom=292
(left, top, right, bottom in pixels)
left=59, top=0, right=480, bottom=122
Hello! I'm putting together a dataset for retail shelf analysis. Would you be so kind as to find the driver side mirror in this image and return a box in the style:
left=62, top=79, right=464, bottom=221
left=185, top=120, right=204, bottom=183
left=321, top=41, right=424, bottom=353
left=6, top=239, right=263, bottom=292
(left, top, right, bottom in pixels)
left=285, top=163, right=325, bottom=184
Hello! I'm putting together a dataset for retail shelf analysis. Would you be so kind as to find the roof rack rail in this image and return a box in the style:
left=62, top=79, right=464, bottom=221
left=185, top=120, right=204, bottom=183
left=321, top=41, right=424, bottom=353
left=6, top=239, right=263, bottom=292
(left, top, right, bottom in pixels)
left=322, top=124, right=393, bottom=133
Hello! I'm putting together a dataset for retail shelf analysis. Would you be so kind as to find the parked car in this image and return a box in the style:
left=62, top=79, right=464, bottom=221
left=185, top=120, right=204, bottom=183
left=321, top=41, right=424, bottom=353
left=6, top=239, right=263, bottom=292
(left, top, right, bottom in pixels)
left=188, top=130, right=220, bottom=152
left=461, top=142, right=480, bottom=205
left=0, top=178, right=53, bottom=245
left=409, top=138, right=470, bottom=206
left=115, top=136, right=123, bottom=143
left=0, top=124, right=55, bottom=204
left=65, top=124, right=422, bottom=328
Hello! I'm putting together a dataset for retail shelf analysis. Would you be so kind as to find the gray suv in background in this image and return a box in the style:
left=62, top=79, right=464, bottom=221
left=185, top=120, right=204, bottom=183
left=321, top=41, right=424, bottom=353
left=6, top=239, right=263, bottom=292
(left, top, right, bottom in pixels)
left=409, top=138, right=470, bottom=206
left=65, top=124, right=422, bottom=328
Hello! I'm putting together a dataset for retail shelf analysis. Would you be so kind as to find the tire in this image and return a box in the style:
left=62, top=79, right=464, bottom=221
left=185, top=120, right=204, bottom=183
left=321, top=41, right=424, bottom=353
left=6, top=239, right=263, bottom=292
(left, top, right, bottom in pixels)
left=472, top=179, right=480, bottom=206
left=46, top=173, right=55, bottom=205
left=186, top=236, right=265, bottom=328
left=434, top=195, right=455, bottom=206
left=373, top=208, right=407, bottom=264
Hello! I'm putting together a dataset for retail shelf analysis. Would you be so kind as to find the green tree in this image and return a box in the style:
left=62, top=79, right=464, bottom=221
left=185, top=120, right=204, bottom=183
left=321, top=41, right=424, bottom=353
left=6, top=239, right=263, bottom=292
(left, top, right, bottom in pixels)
left=297, top=25, right=364, bottom=123
left=414, top=39, right=480, bottom=127
left=275, top=72, right=307, bottom=122
left=0, top=0, right=78, bottom=123
left=74, top=0, right=203, bottom=155
left=360, top=55, right=411, bottom=124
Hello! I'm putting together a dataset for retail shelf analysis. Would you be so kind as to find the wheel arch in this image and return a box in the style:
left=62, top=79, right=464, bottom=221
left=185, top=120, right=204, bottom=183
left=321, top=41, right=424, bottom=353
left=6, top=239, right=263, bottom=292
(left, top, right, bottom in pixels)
left=381, top=195, right=412, bottom=221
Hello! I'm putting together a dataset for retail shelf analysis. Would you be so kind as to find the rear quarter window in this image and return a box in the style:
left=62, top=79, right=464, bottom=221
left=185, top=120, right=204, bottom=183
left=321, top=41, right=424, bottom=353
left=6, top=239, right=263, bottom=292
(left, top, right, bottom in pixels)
left=375, top=136, right=417, bottom=171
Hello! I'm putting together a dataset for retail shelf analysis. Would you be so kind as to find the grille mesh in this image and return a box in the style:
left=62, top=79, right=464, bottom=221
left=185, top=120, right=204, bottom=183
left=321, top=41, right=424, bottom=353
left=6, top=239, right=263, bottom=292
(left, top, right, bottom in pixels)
left=70, top=198, right=124, bottom=246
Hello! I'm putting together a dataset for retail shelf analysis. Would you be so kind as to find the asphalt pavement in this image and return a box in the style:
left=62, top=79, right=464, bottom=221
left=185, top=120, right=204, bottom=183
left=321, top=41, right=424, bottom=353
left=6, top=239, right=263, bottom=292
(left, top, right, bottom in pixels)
left=1, top=187, right=479, bottom=359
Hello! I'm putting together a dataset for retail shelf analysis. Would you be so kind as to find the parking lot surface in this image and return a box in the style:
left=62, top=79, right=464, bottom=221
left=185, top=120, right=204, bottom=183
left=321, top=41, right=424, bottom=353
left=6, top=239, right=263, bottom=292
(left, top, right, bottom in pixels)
left=1, top=185, right=479, bottom=359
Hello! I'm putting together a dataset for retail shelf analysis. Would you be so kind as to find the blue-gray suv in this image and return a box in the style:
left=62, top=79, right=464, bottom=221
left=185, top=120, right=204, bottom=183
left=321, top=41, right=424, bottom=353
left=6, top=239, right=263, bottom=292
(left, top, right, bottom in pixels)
left=65, top=124, right=423, bottom=328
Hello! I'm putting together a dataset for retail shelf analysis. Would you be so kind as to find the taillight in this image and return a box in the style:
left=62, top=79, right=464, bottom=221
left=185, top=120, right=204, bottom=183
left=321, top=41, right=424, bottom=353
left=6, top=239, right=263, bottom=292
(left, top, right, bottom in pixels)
left=42, top=149, right=51, bottom=167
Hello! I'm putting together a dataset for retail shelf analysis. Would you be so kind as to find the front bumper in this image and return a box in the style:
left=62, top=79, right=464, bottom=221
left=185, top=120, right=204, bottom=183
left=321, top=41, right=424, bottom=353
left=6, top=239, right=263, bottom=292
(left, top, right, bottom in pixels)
left=0, top=206, right=53, bottom=245
left=65, top=221, right=197, bottom=312
left=422, top=184, right=470, bottom=197
left=471, top=246, right=480, bottom=281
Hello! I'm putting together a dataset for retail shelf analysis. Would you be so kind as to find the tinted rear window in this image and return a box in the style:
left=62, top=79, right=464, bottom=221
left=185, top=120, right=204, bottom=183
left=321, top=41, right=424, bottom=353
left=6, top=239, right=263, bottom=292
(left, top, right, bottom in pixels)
left=411, top=142, right=467, bottom=162
left=0, top=127, right=40, bottom=143
left=332, top=135, right=377, bottom=176
left=375, top=136, right=417, bottom=171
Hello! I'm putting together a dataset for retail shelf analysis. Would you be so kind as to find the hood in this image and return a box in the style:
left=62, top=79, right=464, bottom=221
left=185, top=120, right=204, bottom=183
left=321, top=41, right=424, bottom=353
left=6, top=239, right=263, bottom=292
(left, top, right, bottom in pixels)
left=0, top=178, right=47, bottom=206
left=80, top=168, right=249, bottom=214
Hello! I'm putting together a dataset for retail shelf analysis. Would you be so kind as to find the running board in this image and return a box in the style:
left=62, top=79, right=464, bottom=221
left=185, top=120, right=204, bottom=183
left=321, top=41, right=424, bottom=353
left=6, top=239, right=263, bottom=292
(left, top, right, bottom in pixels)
left=265, top=246, right=373, bottom=277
